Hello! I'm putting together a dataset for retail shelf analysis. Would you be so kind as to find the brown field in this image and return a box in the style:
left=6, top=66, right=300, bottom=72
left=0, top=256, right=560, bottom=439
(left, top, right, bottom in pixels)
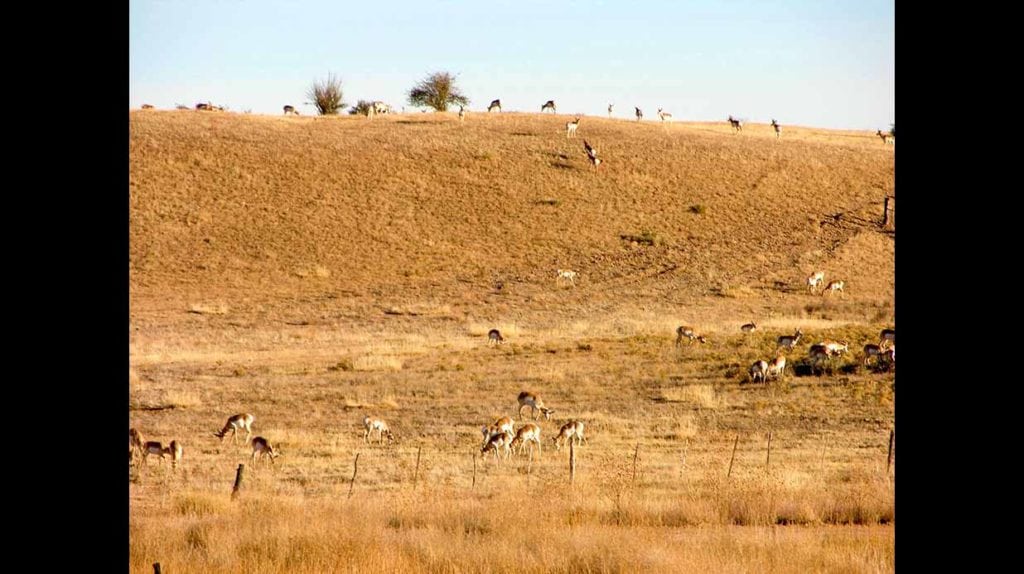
left=129, top=109, right=895, bottom=573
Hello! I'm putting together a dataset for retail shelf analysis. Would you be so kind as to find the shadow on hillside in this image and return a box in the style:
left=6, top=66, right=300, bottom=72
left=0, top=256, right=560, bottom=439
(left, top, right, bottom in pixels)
left=395, top=120, right=447, bottom=125
left=511, top=132, right=539, bottom=137
left=550, top=162, right=577, bottom=170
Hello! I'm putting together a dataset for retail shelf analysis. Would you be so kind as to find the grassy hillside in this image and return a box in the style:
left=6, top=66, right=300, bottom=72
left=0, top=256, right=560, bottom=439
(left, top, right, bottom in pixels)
left=129, top=110, right=895, bottom=573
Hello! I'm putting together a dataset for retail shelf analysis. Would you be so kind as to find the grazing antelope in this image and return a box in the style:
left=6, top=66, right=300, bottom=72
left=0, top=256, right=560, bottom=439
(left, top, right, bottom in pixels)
left=481, top=416, right=516, bottom=448
left=517, top=391, right=554, bottom=420
left=608, top=103, right=614, bottom=118
left=675, top=326, right=707, bottom=346
left=566, top=116, right=581, bottom=138
left=481, top=429, right=515, bottom=461
left=583, top=140, right=601, bottom=169
left=129, top=428, right=145, bottom=462
left=635, top=107, right=643, bottom=121
left=552, top=420, right=587, bottom=450
left=880, top=328, right=895, bottom=347
left=510, top=423, right=542, bottom=456
left=767, top=355, right=787, bottom=381
left=250, top=436, right=280, bottom=466
left=820, top=340, right=850, bottom=356
left=807, top=271, right=826, bottom=293
left=363, top=415, right=395, bottom=444
left=196, top=102, right=214, bottom=111
left=167, top=440, right=183, bottom=469
left=657, top=108, right=673, bottom=122
left=542, top=100, right=556, bottom=113
left=728, top=115, right=743, bottom=132
left=214, top=413, right=255, bottom=444
left=458, top=105, right=465, bottom=121
left=877, top=130, right=894, bottom=145
left=777, top=328, right=803, bottom=351
left=741, top=322, right=758, bottom=333
left=823, top=280, right=845, bottom=297
left=557, top=269, right=578, bottom=286
left=488, top=99, right=501, bottom=113
left=141, top=104, right=154, bottom=110
left=808, top=344, right=831, bottom=370
left=749, top=360, right=769, bottom=384
left=143, top=441, right=179, bottom=465
left=863, top=343, right=884, bottom=366
left=283, top=105, right=299, bottom=116
left=488, top=329, right=505, bottom=345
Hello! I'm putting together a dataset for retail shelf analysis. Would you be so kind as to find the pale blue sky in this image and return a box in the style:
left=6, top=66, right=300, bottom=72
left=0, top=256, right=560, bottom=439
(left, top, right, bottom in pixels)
left=129, top=0, right=894, bottom=131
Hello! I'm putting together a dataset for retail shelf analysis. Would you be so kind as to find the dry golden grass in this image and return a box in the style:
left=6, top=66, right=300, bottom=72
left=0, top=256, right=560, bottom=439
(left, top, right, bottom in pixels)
left=130, top=111, right=894, bottom=572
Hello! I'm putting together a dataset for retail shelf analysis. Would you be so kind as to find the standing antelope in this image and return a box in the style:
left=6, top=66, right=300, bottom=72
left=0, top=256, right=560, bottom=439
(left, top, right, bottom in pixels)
left=488, top=99, right=501, bottom=112
left=481, top=429, right=515, bottom=461
left=458, top=105, right=465, bottom=121
left=482, top=416, right=515, bottom=449
left=143, top=441, right=179, bottom=465
left=880, top=328, right=895, bottom=347
left=510, top=423, right=543, bottom=456
left=808, top=344, right=831, bottom=372
left=363, top=415, right=395, bottom=444
left=557, top=269, right=578, bottom=286
left=820, top=340, right=850, bottom=356
left=214, top=413, right=255, bottom=444
left=542, top=100, right=556, bottom=113
left=807, top=271, right=826, bottom=293
left=552, top=421, right=587, bottom=450
left=749, top=360, right=769, bottom=384
left=517, top=391, right=554, bottom=420
left=823, top=280, right=845, bottom=297
left=129, top=428, right=145, bottom=462
left=583, top=140, right=601, bottom=168
left=250, top=436, right=280, bottom=466
left=777, top=329, right=803, bottom=351
left=635, top=107, right=643, bottom=121
left=728, top=115, right=743, bottom=132
left=657, top=108, right=673, bottom=122
left=675, top=326, right=707, bottom=346
left=566, top=117, right=581, bottom=138
left=863, top=343, right=884, bottom=366
left=767, top=355, right=787, bottom=381
left=167, top=440, right=183, bottom=470
left=877, top=130, right=894, bottom=145
left=283, top=105, right=298, bottom=116
left=741, top=322, right=758, bottom=333
left=608, top=103, right=614, bottom=118
left=771, top=119, right=781, bottom=139
left=488, top=329, right=505, bottom=345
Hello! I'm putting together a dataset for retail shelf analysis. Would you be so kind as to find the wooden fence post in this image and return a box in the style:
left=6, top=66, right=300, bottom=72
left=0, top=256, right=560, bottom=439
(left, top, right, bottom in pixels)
left=766, top=431, right=773, bottom=469
left=230, top=464, right=244, bottom=500
left=727, top=435, right=739, bottom=478
left=413, top=446, right=422, bottom=487
left=472, top=453, right=477, bottom=489
left=347, top=453, right=360, bottom=499
left=632, top=444, right=640, bottom=484
left=886, top=430, right=895, bottom=474
left=153, top=563, right=161, bottom=574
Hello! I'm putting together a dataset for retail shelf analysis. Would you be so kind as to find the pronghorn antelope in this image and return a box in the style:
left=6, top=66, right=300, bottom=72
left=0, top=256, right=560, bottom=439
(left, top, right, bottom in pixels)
left=363, top=415, right=395, bottom=444
left=552, top=420, right=587, bottom=450
left=807, top=271, right=826, bottom=293
left=877, top=130, right=894, bottom=145
left=771, top=119, right=781, bottom=139
left=167, top=440, right=183, bottom=469
left=283, top=105, right=299, bottom=116
left=820, top=340, right=850, bottom=356
left=728, top=115, right=743, bottom=132
left=863, top=343, right=884, bottom=366
left=767, top=355, right=787, bottom=381
left=129, top=428, right=145, bottom=461
left=488, top=329, right=505, bottom=345
left=583, top=140, right=601, bottom=169
left=880, top=328, right=895, bottom=347
left=635, top=107, right=643, bottom=121
left=481, top=429, right=515, bottom=461
left=557, top=269, right=578, bottom=286
left=196, top=102, right=214, bottom=111
left=458, top=105, right=465, bottom=121
left=657, top=108, right=673, bottom=122
left=608, top=103, right=614, bottom=118
left=143, top=441, right=180, bottom=465
left=481, top=416, right=516, bottom=448
left=214, top=413, right=255, bottom=444
left=372, top=101, right=391, bottom=115
left=884, top=345, right=895, bottom=364
left=517, top=391, right=554, bottom=420
left=510, top=423, right=543, bottom=456
left=250, top=436, right=280, bottom=466
left=141, top=104, right=154, bottom=110
left=488, top=99, right=501, bottom=112
left=741, top=322, right=758, bottom=333
left=823, top=280, right=845, bottom=297
left=542, top=100, right=556, bottom=113
left=675, top=326, right=707, bottom=346
left=749, top=360, right=769, bottom=384
left=777, top=328, right=803, bottom=351
left=808, top=344, right=831, bottom=368
left=566, top=116, right=581, bottom=138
